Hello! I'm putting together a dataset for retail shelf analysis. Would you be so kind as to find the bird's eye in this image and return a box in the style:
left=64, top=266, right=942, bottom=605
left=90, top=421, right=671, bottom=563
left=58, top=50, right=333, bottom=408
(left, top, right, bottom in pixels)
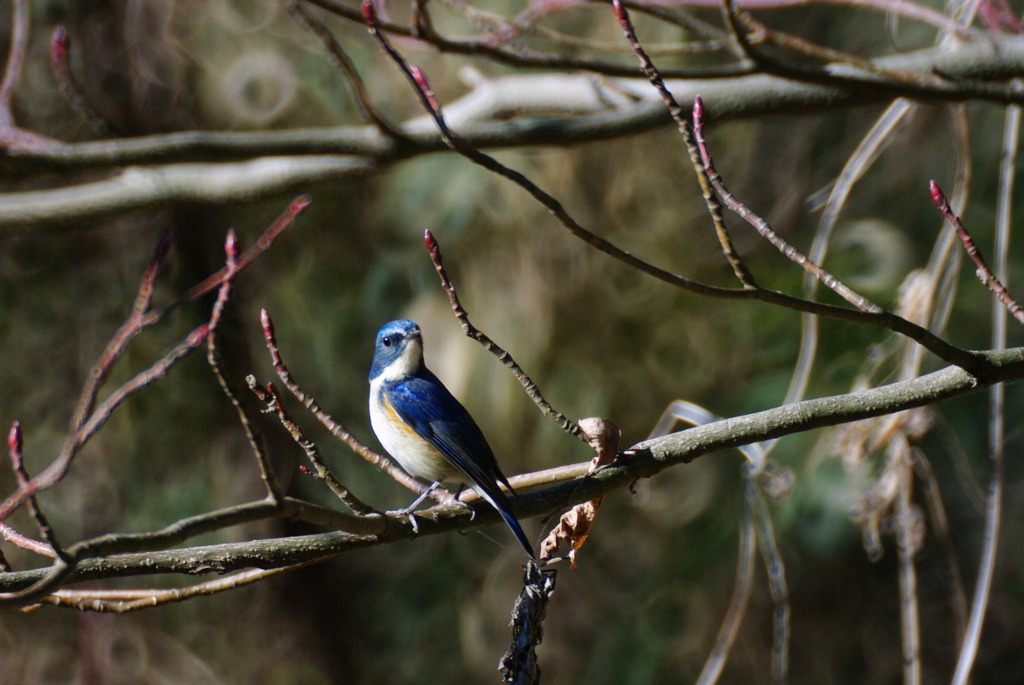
left=382, top=335, right=393, bottom=347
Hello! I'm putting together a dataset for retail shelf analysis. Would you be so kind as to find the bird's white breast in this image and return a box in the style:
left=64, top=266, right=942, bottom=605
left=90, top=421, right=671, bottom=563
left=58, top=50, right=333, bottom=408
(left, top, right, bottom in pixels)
left=369, top=375, right=456, bottom=483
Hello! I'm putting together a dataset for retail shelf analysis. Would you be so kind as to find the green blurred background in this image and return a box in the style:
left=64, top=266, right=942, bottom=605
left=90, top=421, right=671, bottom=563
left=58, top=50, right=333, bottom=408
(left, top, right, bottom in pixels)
left=0, top=1, right=1022, bottom=683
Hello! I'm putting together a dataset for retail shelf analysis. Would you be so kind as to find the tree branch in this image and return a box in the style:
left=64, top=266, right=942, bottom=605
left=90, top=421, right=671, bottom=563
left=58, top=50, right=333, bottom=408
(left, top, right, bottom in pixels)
left=3, top=348, right=1020, bottom=597
left=5, top=36, right=1024, bottom=226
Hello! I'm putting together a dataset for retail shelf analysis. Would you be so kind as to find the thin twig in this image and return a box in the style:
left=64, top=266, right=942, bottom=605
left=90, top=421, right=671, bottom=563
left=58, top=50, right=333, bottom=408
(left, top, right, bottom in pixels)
left=77, top=325, right=210, bottom=446
left=1, top=521, right=55, bottom=557
left=33, top=563, right=320, bottom=613
left=206, top=231, right=284, bottom=502
left=424, top=229, right=583, bottom=440
left=285, top=0, right=402, bottom=138
left=611, top=0, right=756, bottom=289
left=7, top=423, right=68, bottom=562
left=48, top=26, right=122, bottom=137
left=909, top=105, right=970, bottom=375
left=177, top=195, right=312, bottom=310
left=929, top=180, right=1024, bottom=324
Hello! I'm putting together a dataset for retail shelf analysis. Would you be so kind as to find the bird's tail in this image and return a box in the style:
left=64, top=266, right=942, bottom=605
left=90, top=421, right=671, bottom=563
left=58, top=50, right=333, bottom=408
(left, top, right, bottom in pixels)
left=474, top=485, right=535, bottom=558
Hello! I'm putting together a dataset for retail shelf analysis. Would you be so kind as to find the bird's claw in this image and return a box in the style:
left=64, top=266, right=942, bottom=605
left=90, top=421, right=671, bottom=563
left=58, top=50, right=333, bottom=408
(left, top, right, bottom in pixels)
left=446, top=494, right=476, bottom=520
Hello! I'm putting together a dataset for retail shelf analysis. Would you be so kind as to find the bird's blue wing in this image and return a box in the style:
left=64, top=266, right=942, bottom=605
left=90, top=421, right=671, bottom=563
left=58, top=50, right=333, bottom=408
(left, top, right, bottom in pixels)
left=385, top=373, right=534, bottom=557
left=385, top=373, right=504, bottom=489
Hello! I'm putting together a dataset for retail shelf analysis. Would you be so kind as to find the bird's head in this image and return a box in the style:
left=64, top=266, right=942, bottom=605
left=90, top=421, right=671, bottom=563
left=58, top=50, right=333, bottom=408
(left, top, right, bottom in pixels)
left=369, top=319, right=424, bottom=382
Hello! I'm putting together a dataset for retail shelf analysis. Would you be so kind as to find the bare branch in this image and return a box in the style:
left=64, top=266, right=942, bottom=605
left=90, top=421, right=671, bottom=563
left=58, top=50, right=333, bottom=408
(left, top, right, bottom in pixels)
left=0, top=231, right=176, bottom=523
left=2, top=350, right=1022, bottom=598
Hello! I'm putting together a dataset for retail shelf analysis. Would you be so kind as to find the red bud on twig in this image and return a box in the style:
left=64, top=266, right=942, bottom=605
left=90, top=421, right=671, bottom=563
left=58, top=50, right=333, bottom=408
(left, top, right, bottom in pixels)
left=361, top=0, right=377, bottom=25
left=928, top=180, right=947, bottom=210
left=261, top=308, right=274, bottom=339
left=423, top=229, right=439, bottom=259
left=408, top=65, right=439, bottom=113
left=611, top=0, right=628, bottom=25
left=49, top=26, right=69, bottom=65
left=187, top=324, right=210, bottom=347
left=8, top=421, right=22, bottom=458
left=225, top=228, right=239, bottom=260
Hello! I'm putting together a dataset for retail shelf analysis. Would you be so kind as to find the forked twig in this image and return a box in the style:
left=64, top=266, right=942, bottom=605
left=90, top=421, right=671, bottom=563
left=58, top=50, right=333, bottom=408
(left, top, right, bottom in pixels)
left=0, top=197, right=306, bottom=526
left=362, top=0, right=986, bottom=374
left=259, top=309, right=429, bottom=496
left=247, top=376, right=375, bottom=515
left=691, top=96, right=882, bottom=314
left=77, top=324, right=210, bottom=446
left=611, top=0, right=755, bottom=289
left=0, top=230, right=175, bottom=523
left=359, top=0, right=737, bottom=301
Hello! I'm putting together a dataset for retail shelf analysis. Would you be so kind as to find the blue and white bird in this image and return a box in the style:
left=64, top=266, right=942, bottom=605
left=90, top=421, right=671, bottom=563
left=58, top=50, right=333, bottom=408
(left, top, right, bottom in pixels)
left=368, top=319, right=535, bottom=557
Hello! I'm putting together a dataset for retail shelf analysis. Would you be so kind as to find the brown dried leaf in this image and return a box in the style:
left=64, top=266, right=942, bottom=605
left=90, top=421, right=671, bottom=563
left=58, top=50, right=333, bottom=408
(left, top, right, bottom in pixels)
left=538, top=418, right=619, bottom=566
